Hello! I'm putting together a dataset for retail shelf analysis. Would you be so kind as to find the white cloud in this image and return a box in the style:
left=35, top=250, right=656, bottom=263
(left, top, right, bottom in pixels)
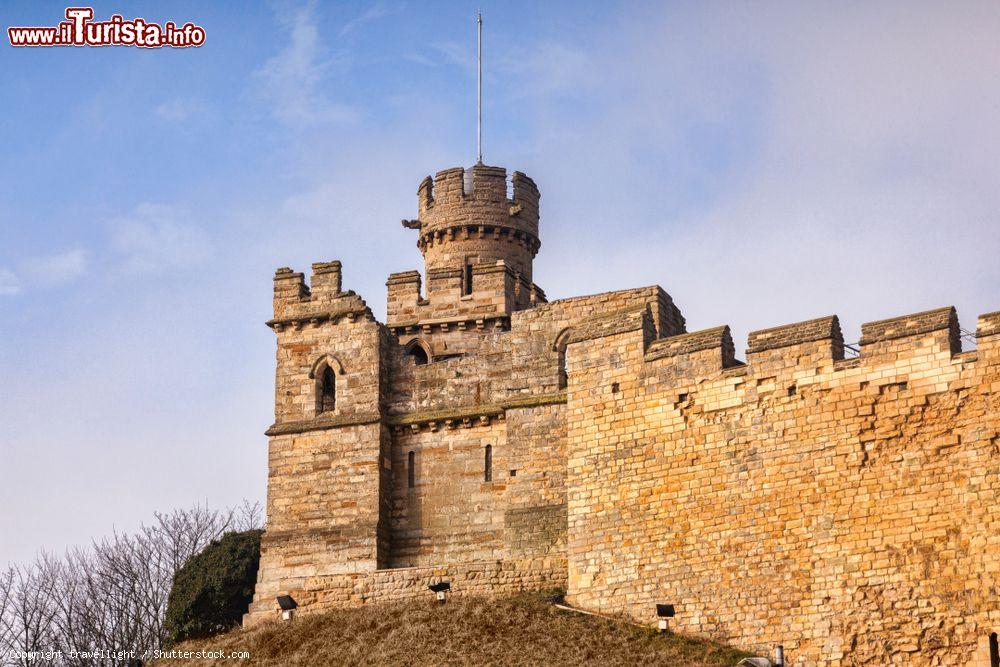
left=20, top=249, right=88, bottom=287
left=110, top=203, right=211, bottom=274
left=0, top=268, right=20, bottom=295
left=252, top=2, right=358, bottom=128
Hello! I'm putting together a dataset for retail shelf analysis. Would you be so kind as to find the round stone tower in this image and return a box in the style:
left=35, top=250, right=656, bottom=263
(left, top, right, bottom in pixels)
left=411, top=164, right=540, bottom=284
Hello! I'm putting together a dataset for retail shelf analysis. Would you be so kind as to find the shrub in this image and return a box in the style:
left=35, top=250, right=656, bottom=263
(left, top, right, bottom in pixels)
left=164, top=529, right=262, bottom=645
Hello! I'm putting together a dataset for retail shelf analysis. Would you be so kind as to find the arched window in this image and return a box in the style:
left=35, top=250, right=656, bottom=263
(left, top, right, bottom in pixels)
left=405, top=340, right=430, bottom=366
left=553, top=328, right=572, bottom=390
left=990, top=633, right=999, bottom=667
left=484, top=445, right=493, bottom=482
left=309, top=355, right=344, bottom=417
left=318, top=365, right=336, bottom=414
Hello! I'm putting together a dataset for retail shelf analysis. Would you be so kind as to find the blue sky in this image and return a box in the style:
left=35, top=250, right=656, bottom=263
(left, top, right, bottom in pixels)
left=2, top=1, right=998, bottom=565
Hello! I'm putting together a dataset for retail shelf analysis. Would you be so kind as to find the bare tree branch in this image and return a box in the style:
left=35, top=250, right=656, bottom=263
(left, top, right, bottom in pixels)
left=1, top=501, right=261, bottom=665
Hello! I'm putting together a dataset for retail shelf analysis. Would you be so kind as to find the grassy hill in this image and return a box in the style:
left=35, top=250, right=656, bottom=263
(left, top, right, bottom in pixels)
left=162, top=593, right=752, bottom=666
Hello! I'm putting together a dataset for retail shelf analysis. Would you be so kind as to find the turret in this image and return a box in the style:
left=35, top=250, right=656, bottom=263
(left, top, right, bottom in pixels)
left=407, top=164, right=540, bottom=285
left=386, top=164, right=544, bottom=353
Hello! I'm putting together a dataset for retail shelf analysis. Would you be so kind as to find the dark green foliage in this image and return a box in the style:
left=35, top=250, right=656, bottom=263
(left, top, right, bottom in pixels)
left=164, top=530, right=262, bottom=645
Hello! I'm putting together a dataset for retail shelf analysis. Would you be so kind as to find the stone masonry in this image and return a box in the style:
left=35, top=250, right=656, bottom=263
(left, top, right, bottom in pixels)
left=246, top=163, right=1000, bottom=666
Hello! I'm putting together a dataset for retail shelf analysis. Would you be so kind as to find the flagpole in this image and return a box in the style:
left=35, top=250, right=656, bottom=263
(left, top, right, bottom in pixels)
left=477, top=12, right=483, bottom=165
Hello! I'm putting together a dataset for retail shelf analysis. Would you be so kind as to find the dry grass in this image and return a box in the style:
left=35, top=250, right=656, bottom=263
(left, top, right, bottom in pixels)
left=162, top=594, right=752, bottom=666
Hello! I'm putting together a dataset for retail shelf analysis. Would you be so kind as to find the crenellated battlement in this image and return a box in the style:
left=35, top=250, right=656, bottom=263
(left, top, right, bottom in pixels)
left=747, top=315, right=843, bottom=356
left=565, top=304, right=995, bottom=388
left=859, top=305, right=960, bottom=355
left=405, top=164, right=542, bottom=286
left=270, top=261, right=373, bottom=328
left=415, top=165, right=540, bottom=229
left=646, top=325, right=736, bottom=366
left=978, top=310, right=1000, bottom=336
left=384, top=259, right=546, bottom=350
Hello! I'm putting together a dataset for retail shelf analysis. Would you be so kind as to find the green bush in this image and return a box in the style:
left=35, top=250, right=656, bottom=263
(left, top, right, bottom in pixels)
left=164, top=530, right=262, bottom=645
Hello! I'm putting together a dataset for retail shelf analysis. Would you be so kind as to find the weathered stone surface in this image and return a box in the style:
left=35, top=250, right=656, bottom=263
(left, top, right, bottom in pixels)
left=247, top=165, right=1000, bottom=667
left=565, top=306, right=1000, bottom=665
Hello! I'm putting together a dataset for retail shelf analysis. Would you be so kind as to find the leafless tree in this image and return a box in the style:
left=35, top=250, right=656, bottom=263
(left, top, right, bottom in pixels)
left=0, top=501, right=264, bottom=666
left=3, top=555, right=61, bottom=666
left=231, top=500, right=264, bottom=533
left=0, top=565, right=16, bottom=664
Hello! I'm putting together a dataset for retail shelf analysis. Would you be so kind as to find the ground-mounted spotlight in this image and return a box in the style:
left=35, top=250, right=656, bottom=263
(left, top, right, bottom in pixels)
left=737, top=650, right=784, bottom=667
left=276, top=594, right=298, bottom=621
left=655, top=604, right=675, bottom=633
left=737, top=659, right=772, bottom=667
left=428, top=581, right=451, bottom=603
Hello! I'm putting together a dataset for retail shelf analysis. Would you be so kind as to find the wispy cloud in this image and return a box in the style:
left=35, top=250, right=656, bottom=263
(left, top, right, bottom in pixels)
left=338, top=2, right=392, bottom=37
left=401, top=52, right=437, bottom=67
left=429, top=41, right=470, bottom=69
left=0, top=268, right=20, bottom=296
left=19, top=249, right=89, bottom=287
left=109, top=203, right=211, bottom=274
left=252, top=2, right=358, bottom=128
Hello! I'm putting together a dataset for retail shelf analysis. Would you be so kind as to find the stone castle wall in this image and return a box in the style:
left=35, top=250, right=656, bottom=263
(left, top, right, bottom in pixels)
left=247, top=259, right=680, bottom=623
left=564, top=306, right=1000, bottom=665
left=247, top=164, right=1000, bottom=665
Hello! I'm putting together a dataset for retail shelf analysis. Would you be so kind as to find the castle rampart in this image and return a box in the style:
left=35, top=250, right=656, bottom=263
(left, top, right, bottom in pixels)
left=247, top=164, right=1000, bottom=666
left=564, top=305, right=1000, bottom=664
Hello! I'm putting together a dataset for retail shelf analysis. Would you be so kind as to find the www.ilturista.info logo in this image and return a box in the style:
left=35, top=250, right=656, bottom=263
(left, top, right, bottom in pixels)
left=8, top=7, right=205, bottom=48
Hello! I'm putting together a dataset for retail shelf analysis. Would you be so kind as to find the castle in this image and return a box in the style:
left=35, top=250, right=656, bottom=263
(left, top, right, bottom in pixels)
left=245, top=163, right=1000, bottom=666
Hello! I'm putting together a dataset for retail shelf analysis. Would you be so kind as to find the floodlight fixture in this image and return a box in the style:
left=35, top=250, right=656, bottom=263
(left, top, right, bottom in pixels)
left=428, top=581, right=451, bottom=603
left=655, top=604, right=675, bottom=632
left=276, top=595, right=298, bottom=621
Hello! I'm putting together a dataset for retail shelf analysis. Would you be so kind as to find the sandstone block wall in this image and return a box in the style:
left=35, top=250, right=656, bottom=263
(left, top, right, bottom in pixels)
left=248, top=259, right=675, bottom=625
left=378, top=287, right=677, bottom=577
left=250, top=557, right=567, bottom=623
left=250, top=165, right=1000, bottom=666
left=389, top=421, right=507, bottom=567
left=249, top=267, right=392, bottom=621
left=503, top=404, right=568, bottom=559
left=564, top=306, right=1000, bottom=665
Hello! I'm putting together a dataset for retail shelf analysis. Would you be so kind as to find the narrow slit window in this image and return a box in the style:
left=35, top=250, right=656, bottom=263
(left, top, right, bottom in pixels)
left=484, top=445, right=492, bottom=482
left=557, top=348, right=568, bottom=389
left=318, top=365, right=336, bottom=414
left=462, top=263, right=474, bottom=296
left=407, top=451, right=415, bottom=489
left=990, top=633, right=999, bottom=667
